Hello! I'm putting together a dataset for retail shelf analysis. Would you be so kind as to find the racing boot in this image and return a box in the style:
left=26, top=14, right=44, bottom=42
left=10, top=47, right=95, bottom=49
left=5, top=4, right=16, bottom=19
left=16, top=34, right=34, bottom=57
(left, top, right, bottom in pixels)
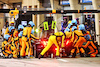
left=56, top=56, right=60, bottom=59
left=20, top=56, right=24, bottom=59
left=25, top=55, right=30, bottom=59
left=38, top=54, right=43, bottom=59
left=30, top=55, right=34, bottom=58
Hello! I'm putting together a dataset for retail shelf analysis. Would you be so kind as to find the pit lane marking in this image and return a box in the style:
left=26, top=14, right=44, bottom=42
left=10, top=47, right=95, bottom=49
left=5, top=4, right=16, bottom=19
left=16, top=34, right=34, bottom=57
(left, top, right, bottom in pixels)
left=57, top=59, right=69, bottom=62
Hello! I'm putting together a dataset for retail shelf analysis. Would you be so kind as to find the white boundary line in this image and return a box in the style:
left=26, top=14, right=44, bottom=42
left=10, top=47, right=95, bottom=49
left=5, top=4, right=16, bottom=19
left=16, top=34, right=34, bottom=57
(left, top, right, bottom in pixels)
left=57, top=59, right=69, bottom=62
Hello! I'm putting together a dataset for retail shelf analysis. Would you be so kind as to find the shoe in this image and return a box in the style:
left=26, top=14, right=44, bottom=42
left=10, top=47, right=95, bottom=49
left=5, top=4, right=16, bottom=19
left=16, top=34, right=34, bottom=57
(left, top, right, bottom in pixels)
left=68, top=55, right=73, bottom=58
left=3, top=56, right=8, bottom=59
left=8, top=54, right=13, bottom=58
left=38, top=54, right=42, bottom=59
left=56, top=56, right=60, bottom=59
left=83, top=54, right=87, bottom=57
left=86, top=54, right=90, bottom=57
left=30, top=55, right=34, bottom=57
left=25, top=56, right=30, bottom=59
left=20, top=56, right=24, bottom=59
left=30, top=55, right=34, bottom=58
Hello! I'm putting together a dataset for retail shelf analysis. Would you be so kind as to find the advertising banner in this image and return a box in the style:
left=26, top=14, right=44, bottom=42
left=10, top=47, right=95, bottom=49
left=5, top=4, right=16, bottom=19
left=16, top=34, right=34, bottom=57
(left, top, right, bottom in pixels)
left=60, top=0, right=70, bottom=5
left=82, top=0, right=92, bottom=3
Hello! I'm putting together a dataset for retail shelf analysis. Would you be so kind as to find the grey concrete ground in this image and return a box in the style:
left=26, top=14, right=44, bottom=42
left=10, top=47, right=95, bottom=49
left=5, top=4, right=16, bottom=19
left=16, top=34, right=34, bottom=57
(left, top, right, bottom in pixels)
left=0, top=57, right=100, bottom=67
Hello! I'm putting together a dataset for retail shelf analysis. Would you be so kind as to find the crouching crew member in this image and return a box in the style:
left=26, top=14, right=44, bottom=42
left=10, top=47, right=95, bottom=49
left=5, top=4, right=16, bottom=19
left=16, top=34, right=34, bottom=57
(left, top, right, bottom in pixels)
left=79, top=24, right=98, bottom=57
left=2, top=34, right=12, bottom=58
left=70, top=26, right=86, bottom=57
